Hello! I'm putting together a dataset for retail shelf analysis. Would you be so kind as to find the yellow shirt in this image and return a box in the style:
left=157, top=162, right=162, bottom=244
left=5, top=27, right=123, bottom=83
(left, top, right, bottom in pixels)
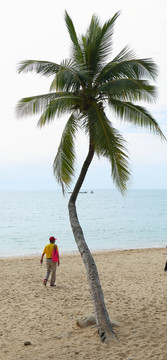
left=43, top=243, right=55, bottom=258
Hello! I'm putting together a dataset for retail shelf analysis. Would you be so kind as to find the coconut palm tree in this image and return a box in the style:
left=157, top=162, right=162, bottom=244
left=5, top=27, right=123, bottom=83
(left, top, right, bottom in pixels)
left=16, top=11, right=166, bottom=342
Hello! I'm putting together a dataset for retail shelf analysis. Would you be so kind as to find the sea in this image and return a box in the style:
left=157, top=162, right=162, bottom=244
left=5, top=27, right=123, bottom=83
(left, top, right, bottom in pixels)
left=0, top=189, right=166, bottom=257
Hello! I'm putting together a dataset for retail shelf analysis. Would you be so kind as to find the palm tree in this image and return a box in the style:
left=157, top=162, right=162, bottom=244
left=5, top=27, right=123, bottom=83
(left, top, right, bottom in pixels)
left=16, top=11, right=166, bottom=342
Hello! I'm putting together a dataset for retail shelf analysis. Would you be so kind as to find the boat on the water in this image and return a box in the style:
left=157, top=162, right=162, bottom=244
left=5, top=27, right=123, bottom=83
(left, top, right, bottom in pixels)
left=68, top=191, right=87, bottom=194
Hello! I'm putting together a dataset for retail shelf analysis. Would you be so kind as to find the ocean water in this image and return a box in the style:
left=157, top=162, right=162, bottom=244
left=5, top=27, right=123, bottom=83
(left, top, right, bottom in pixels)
left=0, top=189, right=166, bottom=257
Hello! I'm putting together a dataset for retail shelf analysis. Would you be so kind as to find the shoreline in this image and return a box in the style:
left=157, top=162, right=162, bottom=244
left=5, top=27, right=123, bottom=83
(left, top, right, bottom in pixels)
left=0, top=245, right=166, bottom=259
left=1, top=247, right=167, bottom=359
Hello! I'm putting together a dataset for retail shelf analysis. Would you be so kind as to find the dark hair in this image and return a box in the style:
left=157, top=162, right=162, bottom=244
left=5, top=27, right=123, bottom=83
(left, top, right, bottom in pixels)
left=49, top=236, right=56, bottom=243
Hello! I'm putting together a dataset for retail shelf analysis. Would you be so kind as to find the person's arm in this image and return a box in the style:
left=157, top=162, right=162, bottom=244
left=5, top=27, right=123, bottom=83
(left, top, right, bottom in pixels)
left=40, top=252, right=45, bottom=264
left=57, top=246, right=60, bottom=266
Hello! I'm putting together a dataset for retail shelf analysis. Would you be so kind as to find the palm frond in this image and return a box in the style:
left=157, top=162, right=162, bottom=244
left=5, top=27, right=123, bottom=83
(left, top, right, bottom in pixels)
left=49, top=59, right=88, bottom=92
left=95, top=47, right=158, bottom=85
left=16, top=93, right=63, bottom=118
left=86, top=103, right=130, bottom=192
left=111, top=46, right=135, bottom=63
left=37, top=95, right=83, bottom=126
left=65, top=11, right=84, bottom=64
left=81, top=15, right=101, bottom=74
left=109, top=99, right=166, bottom=140
left=99, top=79, right=156, bottom=103
left=17, top=60, right=60, bottom=77
left=81, top=12, right=120, bottom=77
left=53, top=112, right=78, bottom=192
left=112, top=58, right=158, bottom=81
left=96, top=11, right=121, bottom=62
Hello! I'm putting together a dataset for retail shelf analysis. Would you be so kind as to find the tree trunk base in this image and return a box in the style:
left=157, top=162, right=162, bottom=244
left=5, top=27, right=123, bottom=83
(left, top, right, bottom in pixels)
left=76, top=315, right=120, bottom=343
left=98, top=327, right=118, bottom=343
left=97, top=324, right=118, bottom=343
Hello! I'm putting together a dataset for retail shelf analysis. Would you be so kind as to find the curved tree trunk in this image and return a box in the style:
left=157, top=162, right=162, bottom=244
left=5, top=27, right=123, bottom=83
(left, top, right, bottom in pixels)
left=68, top=142, right=117, bottom=343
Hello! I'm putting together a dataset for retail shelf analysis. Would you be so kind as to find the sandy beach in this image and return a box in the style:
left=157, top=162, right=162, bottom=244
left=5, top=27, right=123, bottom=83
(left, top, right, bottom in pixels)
left=0, top=248, right=167, bottom=360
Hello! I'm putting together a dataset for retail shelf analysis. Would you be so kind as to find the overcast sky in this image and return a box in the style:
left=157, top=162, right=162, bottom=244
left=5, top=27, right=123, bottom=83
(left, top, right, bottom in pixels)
left=0, top=0, right=167, bottom=190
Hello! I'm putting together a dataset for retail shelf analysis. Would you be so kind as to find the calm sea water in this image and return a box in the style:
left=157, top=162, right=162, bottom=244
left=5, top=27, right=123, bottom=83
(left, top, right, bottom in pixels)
left=0, top=189, right=166, bottom=257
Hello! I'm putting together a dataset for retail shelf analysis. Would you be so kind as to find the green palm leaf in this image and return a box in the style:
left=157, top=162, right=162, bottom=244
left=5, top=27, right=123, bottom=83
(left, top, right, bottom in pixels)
left=109, top=98, right=166, bottom=140
left=16, top=93, right=63, bottom=118
left=98, top=79, right=156, bottom=103
left=37, top=95, right=83, bottom=126
left=95, top=12, right=120, bottom=63
left=49, top=59, right=88, bottom=92
left=82, top=12, right=120, bottom=76
left=17, top=60, right=61, bottom=77
left=65, top=11, right=84, bottom=65
left=95, top=46, right=158, bottom=85
left=53, top=113, right=78, bottom=192
left=111, top=46, right=158, bottom=80
left=86, top=103, right=130, bottom=192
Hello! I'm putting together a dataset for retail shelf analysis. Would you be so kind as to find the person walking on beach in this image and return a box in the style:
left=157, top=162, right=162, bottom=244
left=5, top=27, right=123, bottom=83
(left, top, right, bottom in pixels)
left=40, top=236, right=60, bottom=287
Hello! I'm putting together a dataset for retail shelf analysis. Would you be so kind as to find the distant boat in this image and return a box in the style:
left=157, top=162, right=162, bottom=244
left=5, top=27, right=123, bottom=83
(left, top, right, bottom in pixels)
left=68, top=191, right=87, bottom=194
left=90, top=191, right=94, bottom=194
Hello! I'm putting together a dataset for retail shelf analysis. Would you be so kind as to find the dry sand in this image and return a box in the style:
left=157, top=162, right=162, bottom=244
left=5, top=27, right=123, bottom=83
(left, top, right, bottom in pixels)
left=0, top=248, right=167, bottom=360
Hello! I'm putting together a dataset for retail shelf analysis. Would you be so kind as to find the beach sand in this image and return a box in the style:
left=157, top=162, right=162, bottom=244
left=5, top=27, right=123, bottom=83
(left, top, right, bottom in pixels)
left=0, top=248, right=167, bottom=360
